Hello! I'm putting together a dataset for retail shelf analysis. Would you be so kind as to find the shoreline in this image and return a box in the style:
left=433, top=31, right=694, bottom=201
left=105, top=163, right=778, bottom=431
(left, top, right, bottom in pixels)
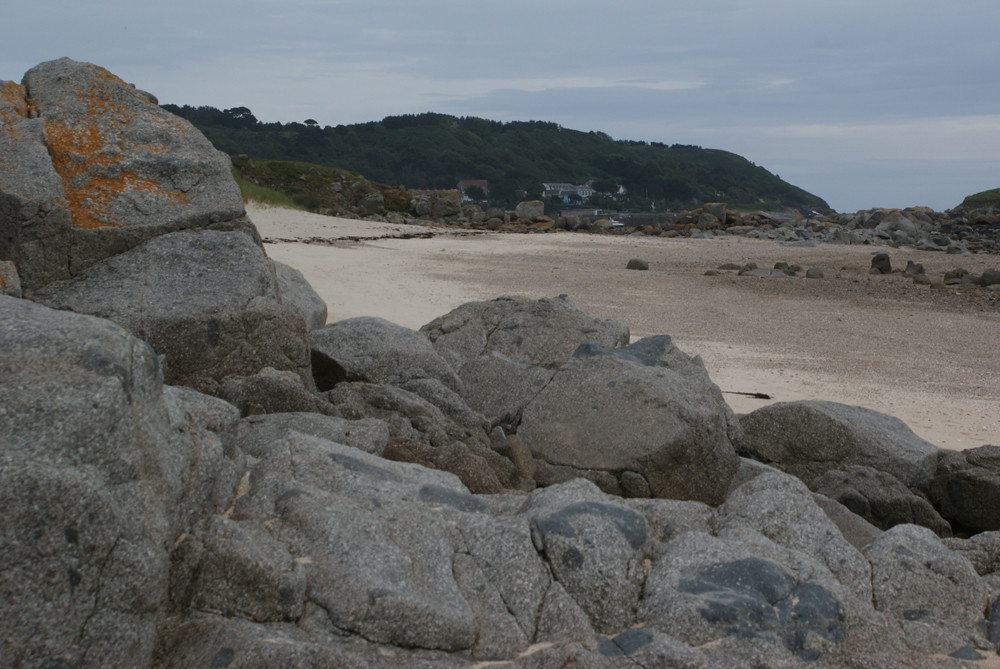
left=249, top=203, right=1000, bottom=451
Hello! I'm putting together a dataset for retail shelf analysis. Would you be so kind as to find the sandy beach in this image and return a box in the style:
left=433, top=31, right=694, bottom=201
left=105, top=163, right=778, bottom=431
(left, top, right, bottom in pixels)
left=248, top=203, right=1000, bottom=452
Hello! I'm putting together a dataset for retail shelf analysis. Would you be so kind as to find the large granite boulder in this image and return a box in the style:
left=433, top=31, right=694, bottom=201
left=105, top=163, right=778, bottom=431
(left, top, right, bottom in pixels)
left=811, top=465, right=951, bottom=536
left=929, top=445, right=1000, bottom=534
left=865, top=524, right=989, bottom=655
left=635, top=522, right=914, bottom=667
left=0, top=296, right=240, bottom=667
left=31, top=229, right=312, bottom=394
left=420, top=294, right=630, bottom=370
left=310, top=316, right=463, bottom=393
left=273, top=260, right=327, bottom=331
left=716, top=470, right=873, bottom=603
left=457, top=351, right=555, bottom=433
left=517, top=336, right=740, bottom=504
left=737, top=400, right=941, bottom=491
left=524, top=479, right=649, bottom=633
left=1, top=58, right=248, bottom=293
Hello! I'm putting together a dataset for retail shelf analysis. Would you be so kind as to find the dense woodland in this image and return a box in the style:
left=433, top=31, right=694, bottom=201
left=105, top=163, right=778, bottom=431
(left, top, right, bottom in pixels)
left=162, top=104, right=830, bottom=212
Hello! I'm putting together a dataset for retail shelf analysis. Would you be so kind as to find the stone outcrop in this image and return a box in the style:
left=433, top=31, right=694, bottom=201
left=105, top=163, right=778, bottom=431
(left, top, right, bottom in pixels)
left=31, top=229, right=312, bottom=394
left=737, top=400, right=941, bottom=491
left=420, top=294, right=630, bottom=370
left=1, top=58, right=318, bottom=395
left=310, top=316, right=463, bottom=393
left=4, top=59, right=1000, bottom=668
left=274, top=260, right=327, bottom=331
left=517, top=337, right=741, bottom=504
left=0, top=296, right=242, bottom=667
left=2, top=59, right=248, bottom=292
left=930, top=445, right=1000, bottom=534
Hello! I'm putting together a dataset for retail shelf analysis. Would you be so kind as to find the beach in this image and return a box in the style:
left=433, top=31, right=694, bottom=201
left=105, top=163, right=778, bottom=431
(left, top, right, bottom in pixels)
left=249, top=203, right=1000, bottom=452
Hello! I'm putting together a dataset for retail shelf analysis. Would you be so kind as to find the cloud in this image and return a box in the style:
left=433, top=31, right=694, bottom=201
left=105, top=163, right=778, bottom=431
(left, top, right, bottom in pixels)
left=5, top=0, right=1000, bottom=211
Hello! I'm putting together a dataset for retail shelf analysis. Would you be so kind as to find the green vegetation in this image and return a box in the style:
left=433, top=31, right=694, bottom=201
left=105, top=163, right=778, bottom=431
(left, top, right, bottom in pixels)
left=166, top=105, right=829, bottom=212
left=231, top=167, right=303, bottom=209
left=229, top=155, right=402, bottom=215
left=961, top=187, right=1000, bottom=206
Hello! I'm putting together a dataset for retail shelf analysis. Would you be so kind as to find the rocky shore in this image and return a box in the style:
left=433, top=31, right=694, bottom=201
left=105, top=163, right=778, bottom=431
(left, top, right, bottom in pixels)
left=3, top=58, right=1000, bottom=668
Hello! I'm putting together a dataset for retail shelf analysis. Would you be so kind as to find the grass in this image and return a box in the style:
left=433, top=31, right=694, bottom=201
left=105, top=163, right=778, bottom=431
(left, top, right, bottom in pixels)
left=962, top=187, right=1000, bottom=205
left=231, top=168, right=304, bottom=209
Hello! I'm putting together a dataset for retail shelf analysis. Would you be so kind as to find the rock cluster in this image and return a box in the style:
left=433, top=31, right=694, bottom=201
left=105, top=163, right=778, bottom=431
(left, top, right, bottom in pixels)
left=4, top=59, right=1000, bottom=668
left=362, top=192, right=1000, bottom=257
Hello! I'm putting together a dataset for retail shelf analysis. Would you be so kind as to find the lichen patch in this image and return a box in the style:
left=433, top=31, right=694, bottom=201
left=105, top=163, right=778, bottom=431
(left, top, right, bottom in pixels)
left=39, top=66, right=190, bottom=229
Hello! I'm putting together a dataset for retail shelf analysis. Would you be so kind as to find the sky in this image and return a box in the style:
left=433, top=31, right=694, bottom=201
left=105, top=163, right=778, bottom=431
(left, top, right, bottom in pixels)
left=5, top=0, right=1000, bottom=212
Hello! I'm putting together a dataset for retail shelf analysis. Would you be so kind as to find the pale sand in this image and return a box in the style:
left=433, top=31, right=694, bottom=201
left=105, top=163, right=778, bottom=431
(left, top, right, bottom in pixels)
left=248, top=203, right=1000, bottom=452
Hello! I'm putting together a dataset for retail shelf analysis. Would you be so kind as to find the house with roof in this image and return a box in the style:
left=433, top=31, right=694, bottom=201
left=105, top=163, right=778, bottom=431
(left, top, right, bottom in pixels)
left=543, top=181, right=596, bottom=202
left=457, top=179, right=489, bottom=202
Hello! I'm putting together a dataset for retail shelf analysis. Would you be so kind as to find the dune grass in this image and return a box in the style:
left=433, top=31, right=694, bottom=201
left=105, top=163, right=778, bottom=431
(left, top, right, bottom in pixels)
left=232, top=168, right=304, bottom=209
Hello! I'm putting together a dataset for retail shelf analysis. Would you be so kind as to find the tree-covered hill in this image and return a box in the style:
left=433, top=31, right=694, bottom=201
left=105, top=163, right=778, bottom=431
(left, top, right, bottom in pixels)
left=162, top=105, right=829, bottom=212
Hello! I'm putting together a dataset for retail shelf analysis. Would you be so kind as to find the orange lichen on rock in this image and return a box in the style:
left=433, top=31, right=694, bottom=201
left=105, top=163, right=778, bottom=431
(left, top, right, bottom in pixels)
left=0, top=81, right=28, bottom=117
left=40, top=65, right=189, bottom=229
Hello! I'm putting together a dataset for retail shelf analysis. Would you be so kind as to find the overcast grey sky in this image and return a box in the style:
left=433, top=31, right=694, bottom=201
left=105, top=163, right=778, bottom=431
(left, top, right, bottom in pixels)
left=6, top=0, right=1000, bottom=211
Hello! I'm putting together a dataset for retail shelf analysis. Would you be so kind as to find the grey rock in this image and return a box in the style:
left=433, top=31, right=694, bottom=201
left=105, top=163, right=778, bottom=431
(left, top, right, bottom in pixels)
left=458, top=352, right=555, bottom=432
left=865, top=524, right=988, bottom=654
left=237, top=412, right=390, bottom=458
left=806, top=267, right=824, bottom=279
left=459, top=514, right=581, bottom=646
left=870, top=252, right=892, bottom=274
left=811, top=493, right=883, bottom=552
left=188, top=517, right=306, bottom=622
left=944, top=267, right=971, bottom=283
left=981, top=268, right=1000, bottom=287
left=5, top=59, right=247, bottom=292
left=717, top=470, right=873, bottom=603
left=638, top=531, right=860, bottom=663
left=452, top=552, right=530, bottom=658
left=518, top=336, right=739, bottom=504
left=310, top=316, right=462, bottom=394
left=401, top=377, right=490, bottom=435
left=162, top=385, right=244, bottom=533
left=273, top=261, right=327, bottom=331
left=221, top=367, right=335, bottom=417
left=810, top=465, right=951, bottom=536
left=737, top=400, right=941, bottom=491
left=0, top=260, right=21, bottom=297
left=32, top=229, right=312, bottom=395
left=0, top=296, right=228, bottom=667
left=357, top=190, right=385, bottom=216
left=431, top=190, right=462, bottom=218
left=626, top=258, right=649, bottom=270
left=325, top=381, right=519, bottom=493
left=929, top=445, right=1000, bottom=533
left=943, top=531, right=1000, bottom=576
left=420, top=294, right=630, bottom=370
left=0, top=79, right=74, bottom=292
left=234, top=432, right=480, bottom=651
left=157, top=615, right=470, bottom=668
left=874, top=212, right=920, bottom=242
left=525, top=479, right=648, bottom=633
left=515, top=200, right=545, bottom=220
left=903, top=260, right=926, bottom=277
left=624, top=497, right=715, bottom=549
